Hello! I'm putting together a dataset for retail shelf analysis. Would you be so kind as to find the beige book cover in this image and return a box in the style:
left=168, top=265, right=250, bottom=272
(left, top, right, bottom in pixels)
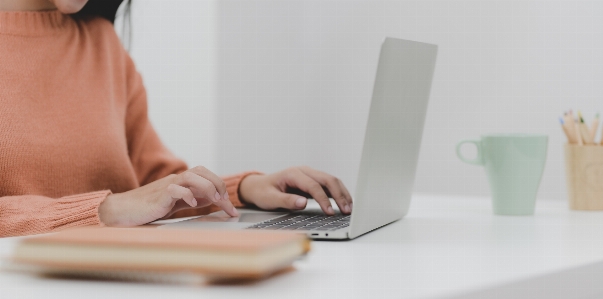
left=12, top=227, right=310, bottom=280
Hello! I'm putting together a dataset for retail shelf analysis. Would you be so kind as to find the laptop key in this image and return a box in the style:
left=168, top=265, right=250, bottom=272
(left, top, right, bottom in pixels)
left=265, top=215, right=299, bottom=223
left=297, top=220, right=315, bottom=224
left=267, top=225, right=286, bottom=229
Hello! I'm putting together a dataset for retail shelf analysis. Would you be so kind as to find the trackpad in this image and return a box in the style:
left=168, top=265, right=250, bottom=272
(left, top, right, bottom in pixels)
left=238, top=212, right=287, bottom=223
left=160, top=211, right=287, bottom=230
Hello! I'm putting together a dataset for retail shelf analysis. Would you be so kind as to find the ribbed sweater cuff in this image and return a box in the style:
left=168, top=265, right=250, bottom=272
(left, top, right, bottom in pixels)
left=54, top=190, right=112, bottom=229
left=223, top=171, right=263, bottom=207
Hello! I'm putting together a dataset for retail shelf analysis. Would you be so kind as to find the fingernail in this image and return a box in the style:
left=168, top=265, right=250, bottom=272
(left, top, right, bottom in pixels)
left=295, top=197, right=307, bottom=208
left=327, top=206, right=334, bottom=215
left=192, top=199, right=197, bottom=207
left=214, top=191, right=221, bottom=202
left=232, top=207, right=239, bottom=217
left=344, top=204, right=350, bottom=213
left=349, top=203, right=354, bottom=211
left=224, top=192, right=230, bottom=201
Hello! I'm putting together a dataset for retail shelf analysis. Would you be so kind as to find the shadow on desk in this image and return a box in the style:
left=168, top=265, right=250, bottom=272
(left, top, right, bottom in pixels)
left=3, top=262, right=296, bottom=287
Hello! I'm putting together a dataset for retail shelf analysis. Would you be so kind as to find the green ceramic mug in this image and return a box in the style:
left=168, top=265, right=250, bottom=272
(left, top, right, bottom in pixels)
left=456, top=134, right=548, bottom=215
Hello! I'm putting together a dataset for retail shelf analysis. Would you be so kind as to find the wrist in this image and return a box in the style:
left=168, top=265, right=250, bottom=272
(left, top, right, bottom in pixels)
left=98, top=193, right=127, bottom=227
left=238, top=173, right=263, bottom=206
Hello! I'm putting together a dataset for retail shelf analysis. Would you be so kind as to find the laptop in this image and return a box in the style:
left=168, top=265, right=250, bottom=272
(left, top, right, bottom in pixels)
left=162, top=37, right=438, bottom=240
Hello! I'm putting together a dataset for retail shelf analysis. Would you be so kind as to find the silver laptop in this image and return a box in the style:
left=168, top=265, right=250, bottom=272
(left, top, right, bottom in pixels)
left=162, top=37, right=437, bottom=240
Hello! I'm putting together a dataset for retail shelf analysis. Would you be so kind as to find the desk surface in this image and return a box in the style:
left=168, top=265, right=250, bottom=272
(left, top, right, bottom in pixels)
left=3, top=194, right=603, bottom=299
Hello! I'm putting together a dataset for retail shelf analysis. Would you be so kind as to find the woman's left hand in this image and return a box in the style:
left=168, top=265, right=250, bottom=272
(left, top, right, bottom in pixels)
left=238, top=166, right=353, bottom=215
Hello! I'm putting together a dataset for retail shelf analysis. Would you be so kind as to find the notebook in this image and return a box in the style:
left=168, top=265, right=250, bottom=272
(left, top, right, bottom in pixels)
left=11, top=227, right=310, bottom=280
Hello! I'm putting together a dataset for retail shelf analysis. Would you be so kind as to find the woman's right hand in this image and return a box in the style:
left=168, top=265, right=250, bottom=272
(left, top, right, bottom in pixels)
left=98, top=166, right=238, bottom=227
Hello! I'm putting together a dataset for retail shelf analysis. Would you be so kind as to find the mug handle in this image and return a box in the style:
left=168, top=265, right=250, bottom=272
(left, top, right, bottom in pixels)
left=456, top=139, right=484, bottom=166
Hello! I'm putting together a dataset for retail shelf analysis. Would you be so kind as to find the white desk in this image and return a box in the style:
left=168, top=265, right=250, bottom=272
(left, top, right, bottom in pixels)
left=3, top=194, right=603, bottom=299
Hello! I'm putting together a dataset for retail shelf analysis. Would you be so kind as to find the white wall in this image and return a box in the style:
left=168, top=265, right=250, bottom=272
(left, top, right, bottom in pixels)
left=124, top=0, right=219, bottom=170
left=126, top=1, right=603, bottom=201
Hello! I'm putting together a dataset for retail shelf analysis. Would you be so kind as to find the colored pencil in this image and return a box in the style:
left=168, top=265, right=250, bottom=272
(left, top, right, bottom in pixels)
left=560, top=117, right=576, bottom=143
left=591, top=113, right=600, bottom=143
left=578, top=111, right=594, bottom=144
left=575, top=118, right=584, bottom=146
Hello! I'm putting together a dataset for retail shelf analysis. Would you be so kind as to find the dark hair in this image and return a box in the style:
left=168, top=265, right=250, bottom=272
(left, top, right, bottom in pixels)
left=72, top=0, right=132, bottom=48
left=74, top=0, right=127, bottom=23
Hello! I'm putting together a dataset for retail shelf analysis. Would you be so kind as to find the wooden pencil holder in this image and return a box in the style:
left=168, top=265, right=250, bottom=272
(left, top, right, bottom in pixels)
left=565, top=143, right=603, bottom=210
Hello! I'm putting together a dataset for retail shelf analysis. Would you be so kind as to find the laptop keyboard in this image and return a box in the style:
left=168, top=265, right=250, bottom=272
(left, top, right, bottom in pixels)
left=246, top=213, right=350, bottom=231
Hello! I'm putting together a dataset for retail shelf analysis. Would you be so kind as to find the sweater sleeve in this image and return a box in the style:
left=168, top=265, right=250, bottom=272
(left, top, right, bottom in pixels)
left=124, top=54, right=188, bottom=186
left=0, top=191, right=110, bottom=238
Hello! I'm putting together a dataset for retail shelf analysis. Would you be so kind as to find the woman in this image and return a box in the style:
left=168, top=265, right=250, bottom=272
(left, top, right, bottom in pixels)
left=0, top=0, right=353, bottom=237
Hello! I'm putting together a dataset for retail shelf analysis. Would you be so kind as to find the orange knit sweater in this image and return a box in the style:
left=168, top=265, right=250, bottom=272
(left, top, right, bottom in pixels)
left=0, top=10, right=253, bottom=237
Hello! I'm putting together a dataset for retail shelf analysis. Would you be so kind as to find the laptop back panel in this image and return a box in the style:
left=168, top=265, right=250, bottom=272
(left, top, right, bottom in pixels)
left=348, top=38, right=437, bottom=239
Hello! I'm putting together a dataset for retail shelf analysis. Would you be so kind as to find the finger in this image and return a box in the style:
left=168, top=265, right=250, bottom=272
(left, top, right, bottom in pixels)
left=167, top=184, right=197, bottom=207
left=188, top=166, right=228, bottom=201
left=211, top=193, right=239, bottom=217
left=299, top=167, right=352, bottom=214
left=338, top=179, right=353, bottom=211
left=333, top=177, right=353, bottom=213
left=177, top=172, right=239, bottom=217
left=285, top=169, right=334, bottom=215
left=269, top=190, right=308, bottom=210
left=162, top=196, right=215, bottom=220
left=161, top=200, right=196, bottom=219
